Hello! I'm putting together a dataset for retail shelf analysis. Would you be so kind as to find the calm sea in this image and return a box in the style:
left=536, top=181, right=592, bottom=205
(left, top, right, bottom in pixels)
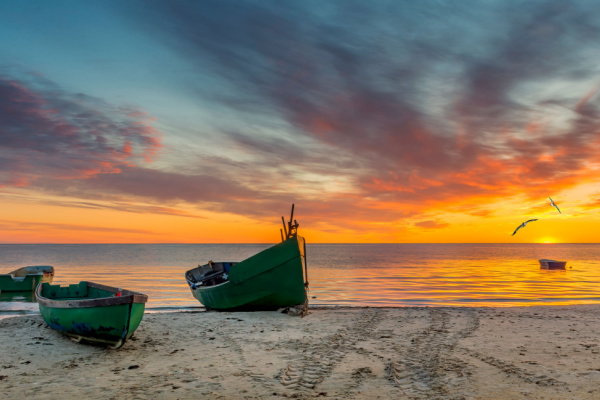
left=2, top=243, right=600, bottom=316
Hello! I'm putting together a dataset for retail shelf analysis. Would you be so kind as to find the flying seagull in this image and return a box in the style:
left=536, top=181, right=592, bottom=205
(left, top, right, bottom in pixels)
left=549, top=197, right=561, bottom=214
left=512, top=219, right=538, bottom=236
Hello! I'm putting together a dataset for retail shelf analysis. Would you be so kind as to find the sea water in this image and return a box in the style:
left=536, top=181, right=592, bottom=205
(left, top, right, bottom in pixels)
left=2, top=243, right=600, bottom=316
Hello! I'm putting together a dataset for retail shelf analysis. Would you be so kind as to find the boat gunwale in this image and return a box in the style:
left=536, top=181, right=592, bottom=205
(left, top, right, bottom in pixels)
left=0, top=272, right=44, bottom=278
left=189, top=279, right=232, bottom=292
left=1, top=265, right=55, bottom=280
left=36, top=281, right=148, bottom=309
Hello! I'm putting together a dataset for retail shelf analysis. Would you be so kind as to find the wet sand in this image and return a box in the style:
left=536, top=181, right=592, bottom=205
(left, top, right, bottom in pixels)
left=2, top=306, right=600, bottom=399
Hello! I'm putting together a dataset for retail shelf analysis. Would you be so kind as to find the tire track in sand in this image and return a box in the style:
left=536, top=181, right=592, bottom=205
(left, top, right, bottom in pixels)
left=278, top=309, right=386, bottom=392
left=387, top=308, right=480, bottom=400
left=455, top=310, right=565, bottom=388
left=459, top=348, right=564, bottom=387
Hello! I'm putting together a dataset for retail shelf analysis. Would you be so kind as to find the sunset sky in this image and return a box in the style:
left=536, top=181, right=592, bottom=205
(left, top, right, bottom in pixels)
left=2, top=0, right=600, bottom=243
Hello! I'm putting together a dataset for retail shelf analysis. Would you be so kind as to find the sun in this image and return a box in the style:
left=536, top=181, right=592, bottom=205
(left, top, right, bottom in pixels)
left=538, top=237, right=556, bottom=244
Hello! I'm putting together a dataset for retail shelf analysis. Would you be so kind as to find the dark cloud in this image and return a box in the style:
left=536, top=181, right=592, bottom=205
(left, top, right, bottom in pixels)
left=86, top=165, right=258, bottom=204
left=30, top=161, right=291, bottom=219
left=0, top=73, right=161, bottom=186
left=0, top=194, right=206, bottom=219
left=0, top=219, right=158, bottom=235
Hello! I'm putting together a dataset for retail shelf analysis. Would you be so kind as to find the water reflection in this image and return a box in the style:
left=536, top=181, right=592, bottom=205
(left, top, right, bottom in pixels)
left=307, top=257, right=599, bottom=307
left=0, top=290, right=38, bottom=315
left=1, top=243, right=600, bottom=311
left=0, top=291, right=35, bottom=303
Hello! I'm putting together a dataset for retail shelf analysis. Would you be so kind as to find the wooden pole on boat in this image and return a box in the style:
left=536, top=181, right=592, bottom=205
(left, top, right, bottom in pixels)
left=280, top=228, right=284, bottom=242
left=288, top=204, right=295, bottom=238
left=281, top=216, right=288, bottom=239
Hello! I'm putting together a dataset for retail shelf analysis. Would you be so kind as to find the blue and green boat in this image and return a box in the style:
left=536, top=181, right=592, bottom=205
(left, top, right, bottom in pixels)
left=36, top=281, right=148, bottom=349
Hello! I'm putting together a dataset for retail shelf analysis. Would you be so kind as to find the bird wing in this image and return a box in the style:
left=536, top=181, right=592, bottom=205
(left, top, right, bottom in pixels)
left=512, top=224, right=523, bottom=236
left=549, top=197, right=561, bottom=213
left=526, top=219, right=538, bottom=223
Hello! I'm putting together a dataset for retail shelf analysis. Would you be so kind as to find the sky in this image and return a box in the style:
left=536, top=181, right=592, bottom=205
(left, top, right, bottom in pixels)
left=1, top=0, right=600, bottom=243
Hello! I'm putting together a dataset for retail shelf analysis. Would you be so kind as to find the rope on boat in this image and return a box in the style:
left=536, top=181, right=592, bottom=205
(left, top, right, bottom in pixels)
left=300, top=238, right=309, bottom=317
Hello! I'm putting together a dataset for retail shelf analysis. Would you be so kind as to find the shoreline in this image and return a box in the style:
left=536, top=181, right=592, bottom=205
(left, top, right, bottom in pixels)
left=2, top=305, right=600, bottom=399
left=3, top=301, right=600, bottom=319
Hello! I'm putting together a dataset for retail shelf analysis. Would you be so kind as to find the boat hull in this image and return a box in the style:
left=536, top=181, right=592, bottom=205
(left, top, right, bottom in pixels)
left=539, top=259, right=567, bottom=270
left=36, top=281, right=147, bottom=348
left=0, top=266, right=54, bottom=292
left=187, top=236, right=307, bottom=310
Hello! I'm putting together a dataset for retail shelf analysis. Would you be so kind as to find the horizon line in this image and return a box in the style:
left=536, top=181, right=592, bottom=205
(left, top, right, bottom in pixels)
left=1, top=242, right=599, bottom=245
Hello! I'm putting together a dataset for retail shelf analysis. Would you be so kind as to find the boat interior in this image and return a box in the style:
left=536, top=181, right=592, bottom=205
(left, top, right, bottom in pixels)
left=40, top=282, right=113, bottom=300
left=185, top=261, right=238, bottom=288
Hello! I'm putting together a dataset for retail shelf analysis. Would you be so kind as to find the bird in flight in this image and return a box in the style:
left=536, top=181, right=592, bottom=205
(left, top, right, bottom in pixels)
left=512, top=219, right=538, bottom=236
left=549, top=197, right=561, bottom=214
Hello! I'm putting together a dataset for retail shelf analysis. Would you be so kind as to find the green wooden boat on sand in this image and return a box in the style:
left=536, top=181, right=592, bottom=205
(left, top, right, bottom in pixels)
left=0, top=265, right=54, bottom=292
left=185, top=205, right=309, bottom=311
left=36, top=281, right=148, bottom=349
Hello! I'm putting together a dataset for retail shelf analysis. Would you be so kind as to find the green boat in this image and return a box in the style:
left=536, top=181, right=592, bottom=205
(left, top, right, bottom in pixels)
left=0, top=265, right=54, bottom=292
left=185, top=205, right=309, bottom=311
left=36, top=281, right=148, bottom=349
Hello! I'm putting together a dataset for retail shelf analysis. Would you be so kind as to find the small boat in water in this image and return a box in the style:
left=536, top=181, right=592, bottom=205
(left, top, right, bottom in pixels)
left=185, top=205, right=309, bottom=311
left=0, top=265, right=54, bottom=292
left=36, top=281, right=148, bottom=348
left=539, top=259, right=567, bottom=270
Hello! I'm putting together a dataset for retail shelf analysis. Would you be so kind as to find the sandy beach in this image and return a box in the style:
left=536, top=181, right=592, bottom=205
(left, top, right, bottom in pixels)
left=2, top=306, right=600, bottom=399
